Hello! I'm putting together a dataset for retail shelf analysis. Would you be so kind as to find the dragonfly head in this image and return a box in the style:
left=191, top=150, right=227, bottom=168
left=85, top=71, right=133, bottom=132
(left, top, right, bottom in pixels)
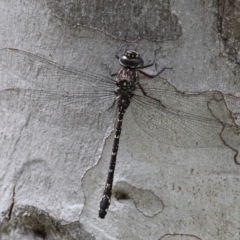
left=119, top=50, right=144, bottom=68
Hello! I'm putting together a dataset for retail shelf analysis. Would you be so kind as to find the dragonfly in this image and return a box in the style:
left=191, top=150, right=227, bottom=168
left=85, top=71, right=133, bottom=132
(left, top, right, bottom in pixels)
left=0, top=46, right=239, bottom=219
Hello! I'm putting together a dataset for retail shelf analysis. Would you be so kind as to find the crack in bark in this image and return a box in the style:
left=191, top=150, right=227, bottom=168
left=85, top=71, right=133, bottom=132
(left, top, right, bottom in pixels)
left=7, top=186, right=15, bottom=221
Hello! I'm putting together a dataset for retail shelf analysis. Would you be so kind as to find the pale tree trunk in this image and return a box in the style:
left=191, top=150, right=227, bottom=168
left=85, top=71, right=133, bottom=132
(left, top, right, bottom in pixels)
left=0, top=0, right=239, bottom=239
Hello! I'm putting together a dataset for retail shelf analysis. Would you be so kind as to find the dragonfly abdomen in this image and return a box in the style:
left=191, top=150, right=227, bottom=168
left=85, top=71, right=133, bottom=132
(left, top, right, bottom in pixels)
left=99, top=98, right=129, bottom=218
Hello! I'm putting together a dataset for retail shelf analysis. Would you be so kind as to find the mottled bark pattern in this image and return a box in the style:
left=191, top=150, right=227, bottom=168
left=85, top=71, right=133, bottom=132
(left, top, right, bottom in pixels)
left=46, top=0, right=182, bottom=41
left=218, top=0, right=240, bottom=62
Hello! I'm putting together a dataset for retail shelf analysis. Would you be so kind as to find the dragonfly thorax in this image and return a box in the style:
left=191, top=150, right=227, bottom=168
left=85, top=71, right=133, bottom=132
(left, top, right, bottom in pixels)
left=117, top=68, right=139, bottom=83
left=115, top=79, right=135, bottom=98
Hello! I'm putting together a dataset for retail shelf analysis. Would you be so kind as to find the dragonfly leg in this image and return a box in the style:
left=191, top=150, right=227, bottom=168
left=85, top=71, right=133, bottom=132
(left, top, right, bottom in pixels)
left=139, top=47, right=162, bottom=69
left=136, top=82, right=166, bottom=108
left=115, top=43, right=127, bottom=60
left=139, top=66, right=172, bottom=78
left=101, top=62, right=118, bottom=77
left=107, top=98, right=117, bottom=110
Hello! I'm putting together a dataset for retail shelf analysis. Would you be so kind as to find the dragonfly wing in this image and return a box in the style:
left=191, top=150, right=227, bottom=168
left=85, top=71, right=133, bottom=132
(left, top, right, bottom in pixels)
left=0, top=87, right=116, bottom=128
left=132, top=77, right=239, bottom=148
left=0, top=48, right=117, bottom=127
left=0, top=48, right=115, bottom=92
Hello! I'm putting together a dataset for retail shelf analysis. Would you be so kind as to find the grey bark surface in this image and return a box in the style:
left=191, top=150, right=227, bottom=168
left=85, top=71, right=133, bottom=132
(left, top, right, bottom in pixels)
left=0, top=0, right=239, bottom=240
left=46, top=0, right=182, bottom=42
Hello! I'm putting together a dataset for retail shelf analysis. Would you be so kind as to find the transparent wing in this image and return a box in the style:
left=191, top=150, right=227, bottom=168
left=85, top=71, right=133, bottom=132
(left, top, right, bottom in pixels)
left=0, top=87, right=116, bottom=128
left=131, top=78, right=240, bottom=148
left=0, top=48, right=115, bottom=91
left=0, top=48, right=116, bottom=127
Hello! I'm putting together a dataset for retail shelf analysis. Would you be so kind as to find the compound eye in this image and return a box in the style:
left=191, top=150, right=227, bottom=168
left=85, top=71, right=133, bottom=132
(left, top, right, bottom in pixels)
left=119, top=50, right=143, bottom=68
left=125, top=50, right=139, bottom=59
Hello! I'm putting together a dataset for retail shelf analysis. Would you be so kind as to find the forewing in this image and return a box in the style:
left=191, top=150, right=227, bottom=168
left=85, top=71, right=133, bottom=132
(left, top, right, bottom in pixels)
left=0, top=48, right=116, bottom=127
left=0, top=48, right=115, bottom=91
